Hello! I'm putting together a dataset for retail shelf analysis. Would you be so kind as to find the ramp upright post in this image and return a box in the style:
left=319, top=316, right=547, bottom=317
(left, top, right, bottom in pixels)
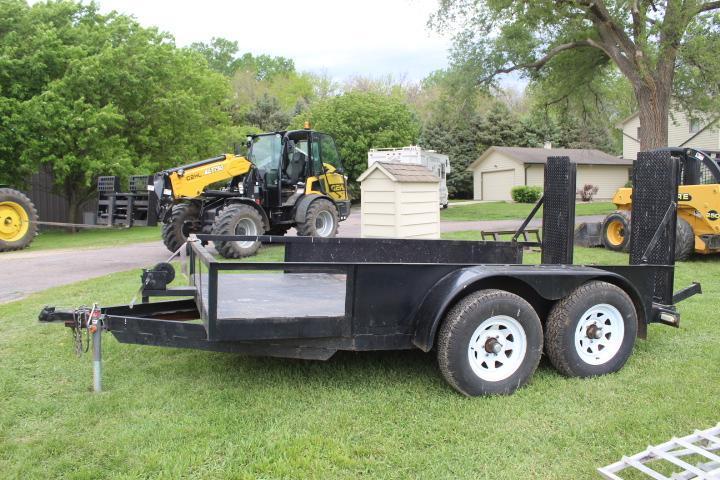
left=629, top=150, right=681, bottom=304
left=541, top=156, right=577, bottom=264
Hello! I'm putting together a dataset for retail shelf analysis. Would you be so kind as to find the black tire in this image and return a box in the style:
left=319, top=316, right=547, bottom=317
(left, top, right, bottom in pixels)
left=161, top=203, right=200, bottom=254
left=211, top=204, right=263, bottom=258
left=675, top=218, right=694, bottom=261
left=601, top=210, right=631, bottom=252
left=437, top=289, right=543, bottom=396
left=545, top=281, right=637, bottom=378
left=296, top=199, right=339, bottom=238
left=0, top=188, right=38, bottom=252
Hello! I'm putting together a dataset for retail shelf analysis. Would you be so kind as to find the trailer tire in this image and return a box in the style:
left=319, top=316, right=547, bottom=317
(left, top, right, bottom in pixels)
left=437, top=289, right=543, bottom=396
left=601, top=211, right=631, bottom=252
left=162, top=203, right=200, bottom=254
left=212, top=204, right=262, bottom=258
left=0, top=188, right=38, bottom=252
left=296, top=199, right=338, bottom=238
left=545, top=281, right=637, bottom=378
left=675, top=218, right=694, bottom=261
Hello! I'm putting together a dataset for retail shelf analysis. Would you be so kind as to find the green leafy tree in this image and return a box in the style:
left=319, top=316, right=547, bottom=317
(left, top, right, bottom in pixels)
left=293, top=92, right=421, bottom=195
left=235, top=53, right=296, bottom=81
left=432, top=0, right=720, bottom=150
left=0, top=1, right=232, bottom=221
left=245, top=93, right=292, bottom=131
left=189, top=37, right=241, bottom=76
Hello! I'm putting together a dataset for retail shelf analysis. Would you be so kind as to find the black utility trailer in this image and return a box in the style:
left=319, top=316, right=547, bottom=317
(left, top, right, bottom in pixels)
left=40, top=152, right=701, bottom=396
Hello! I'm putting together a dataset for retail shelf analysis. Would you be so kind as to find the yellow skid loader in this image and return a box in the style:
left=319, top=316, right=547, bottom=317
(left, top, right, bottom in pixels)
left=150, top=129, right=351, bottom=258
left=600, top=148, right=720, bottom=260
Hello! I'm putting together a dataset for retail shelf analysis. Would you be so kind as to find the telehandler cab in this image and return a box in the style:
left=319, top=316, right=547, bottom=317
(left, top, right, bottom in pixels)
left=151, top=129, right=351, bottom=258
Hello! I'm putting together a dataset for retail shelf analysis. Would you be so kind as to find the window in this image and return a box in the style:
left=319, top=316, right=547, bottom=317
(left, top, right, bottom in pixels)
left=311, top=134, right=343, bottom=174
left=249, top=134, right=282, bottom=171
left=689, top=118, right=702, bottom=134
left=636, top=127, right=641, bottom=140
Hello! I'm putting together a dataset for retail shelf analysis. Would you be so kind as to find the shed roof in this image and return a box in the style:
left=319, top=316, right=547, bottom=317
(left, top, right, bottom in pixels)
left=468, top=146, right=631, bottom=170
left=357, top=161, right=440, bottom=183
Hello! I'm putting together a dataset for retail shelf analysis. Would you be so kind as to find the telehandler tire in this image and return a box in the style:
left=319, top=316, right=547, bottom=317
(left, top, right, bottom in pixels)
left=212, top=204, right=263, bottom=258
left=162, top=203, right=201, bottom=253
left=297, top=199, right=339, bottom=238
left=601, top=211, right=631, bottom=252
left=0, top=188, right=38, bottom=252
left=675, top=218, right=694, bottom=261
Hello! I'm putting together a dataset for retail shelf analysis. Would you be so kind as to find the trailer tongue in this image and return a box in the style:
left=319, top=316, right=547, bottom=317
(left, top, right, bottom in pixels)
left=39, top=151, right=701, bottom=396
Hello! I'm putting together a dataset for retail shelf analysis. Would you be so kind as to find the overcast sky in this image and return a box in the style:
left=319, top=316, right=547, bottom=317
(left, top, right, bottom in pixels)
left=80, top=0, right=453, bottom=82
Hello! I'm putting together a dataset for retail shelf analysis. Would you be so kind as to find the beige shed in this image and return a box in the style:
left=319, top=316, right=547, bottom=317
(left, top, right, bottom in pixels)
left=358, top=162, right=440, bottom=239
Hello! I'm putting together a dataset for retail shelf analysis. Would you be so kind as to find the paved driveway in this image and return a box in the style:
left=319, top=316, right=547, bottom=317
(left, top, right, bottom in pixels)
left=0, top=213, right=605, bottom=303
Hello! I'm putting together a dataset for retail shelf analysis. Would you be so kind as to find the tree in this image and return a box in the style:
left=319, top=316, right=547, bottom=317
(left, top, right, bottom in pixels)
left=0, top=1, right=233, bottom=221
left=293, top=92, right=421, bottom=195
left=189, top=37, right=241, bottom=76
left=432, top=0, right=720, bottom=150
left=245, top=93, right=292, bottom=131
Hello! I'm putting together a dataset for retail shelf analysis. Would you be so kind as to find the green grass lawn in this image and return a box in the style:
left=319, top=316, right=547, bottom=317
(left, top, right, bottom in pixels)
left=442, top=201, right=616, bottom=222
left=1, top=244, right=718, bottom=479
left=26, top=226, right=161, bottom=251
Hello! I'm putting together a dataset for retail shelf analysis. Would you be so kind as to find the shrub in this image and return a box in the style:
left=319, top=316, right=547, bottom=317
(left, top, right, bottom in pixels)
left=511, top=185, right=543, bottom=203
left=577, top=183, right=599, bottom=202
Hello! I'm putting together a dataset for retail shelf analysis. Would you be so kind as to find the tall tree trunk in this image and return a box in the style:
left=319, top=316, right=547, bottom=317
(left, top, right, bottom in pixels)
left=635, top=77, right=672, bottom=151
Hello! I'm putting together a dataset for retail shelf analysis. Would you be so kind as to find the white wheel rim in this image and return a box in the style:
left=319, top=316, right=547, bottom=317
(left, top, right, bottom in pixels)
left=574, top=303, right=625, bottom=365
left=315, top=210, right=334, bottom=237
left=233, top=218, right=258, bottom=248
left=467, top=315, right=527, bottom=382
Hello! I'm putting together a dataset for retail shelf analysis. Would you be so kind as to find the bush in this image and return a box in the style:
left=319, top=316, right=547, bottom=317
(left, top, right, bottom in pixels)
left=511, top=185, right=543, bottom=203
left=577, top=184, right=599, bottom=202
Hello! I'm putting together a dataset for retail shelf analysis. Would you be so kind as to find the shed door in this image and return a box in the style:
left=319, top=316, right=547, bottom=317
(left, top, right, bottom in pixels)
left=482, top=170, right=514, bottom=201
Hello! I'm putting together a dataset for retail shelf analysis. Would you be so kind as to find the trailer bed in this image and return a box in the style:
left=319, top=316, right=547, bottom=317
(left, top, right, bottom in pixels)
left=197, top=272, right=346, bottom=320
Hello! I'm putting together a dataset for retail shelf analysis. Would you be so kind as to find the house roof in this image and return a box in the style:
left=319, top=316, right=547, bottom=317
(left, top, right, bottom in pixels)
left=468, top=146, right=631, bottom=170
left=357, top=161, right=439, bottom=183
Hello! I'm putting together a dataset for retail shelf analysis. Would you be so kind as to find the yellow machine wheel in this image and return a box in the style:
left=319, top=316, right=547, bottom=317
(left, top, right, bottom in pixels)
left=601, top=211, right=631, bottom=252
left=0, top=188, right=38, bottom=252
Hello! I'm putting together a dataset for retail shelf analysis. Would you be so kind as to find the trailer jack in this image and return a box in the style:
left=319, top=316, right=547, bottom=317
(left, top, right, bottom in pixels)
left=40, top=304, right=105, bottom=392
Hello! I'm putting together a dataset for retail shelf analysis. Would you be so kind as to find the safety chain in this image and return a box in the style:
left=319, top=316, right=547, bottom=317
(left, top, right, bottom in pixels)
left=70, top=306, right=91, bottom=356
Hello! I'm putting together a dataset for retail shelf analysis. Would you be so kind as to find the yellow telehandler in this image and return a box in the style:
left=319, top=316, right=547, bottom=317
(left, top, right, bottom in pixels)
left=150, top=128, right=351, bottom=258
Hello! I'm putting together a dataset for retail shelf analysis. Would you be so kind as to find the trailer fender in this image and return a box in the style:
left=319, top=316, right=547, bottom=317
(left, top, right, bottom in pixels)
left=226, top=199, right=270, bottom=231
left=293, top=194, right=334, bottom=223
left=411, top=267, right=647, bottom=352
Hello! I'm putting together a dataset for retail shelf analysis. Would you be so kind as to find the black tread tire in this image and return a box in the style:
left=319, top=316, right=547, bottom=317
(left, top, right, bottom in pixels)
left=437, top=289, right=543, bottom=396
left=161, top=203, right=200, bottom=254
left=0, top=188, right=38, bottom=252
left=545, top=281, right=637, bottom=378
left=601, top=210, right=631, bottom=252
left=675, top=218, right=694, bottom=261
left=296, top=199, right=339, bottom=238
left=211, top=204, right=263, bottom=258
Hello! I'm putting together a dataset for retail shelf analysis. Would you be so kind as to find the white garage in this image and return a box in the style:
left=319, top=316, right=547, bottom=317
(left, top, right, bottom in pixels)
left=469, top=146, right=633, bottom=201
